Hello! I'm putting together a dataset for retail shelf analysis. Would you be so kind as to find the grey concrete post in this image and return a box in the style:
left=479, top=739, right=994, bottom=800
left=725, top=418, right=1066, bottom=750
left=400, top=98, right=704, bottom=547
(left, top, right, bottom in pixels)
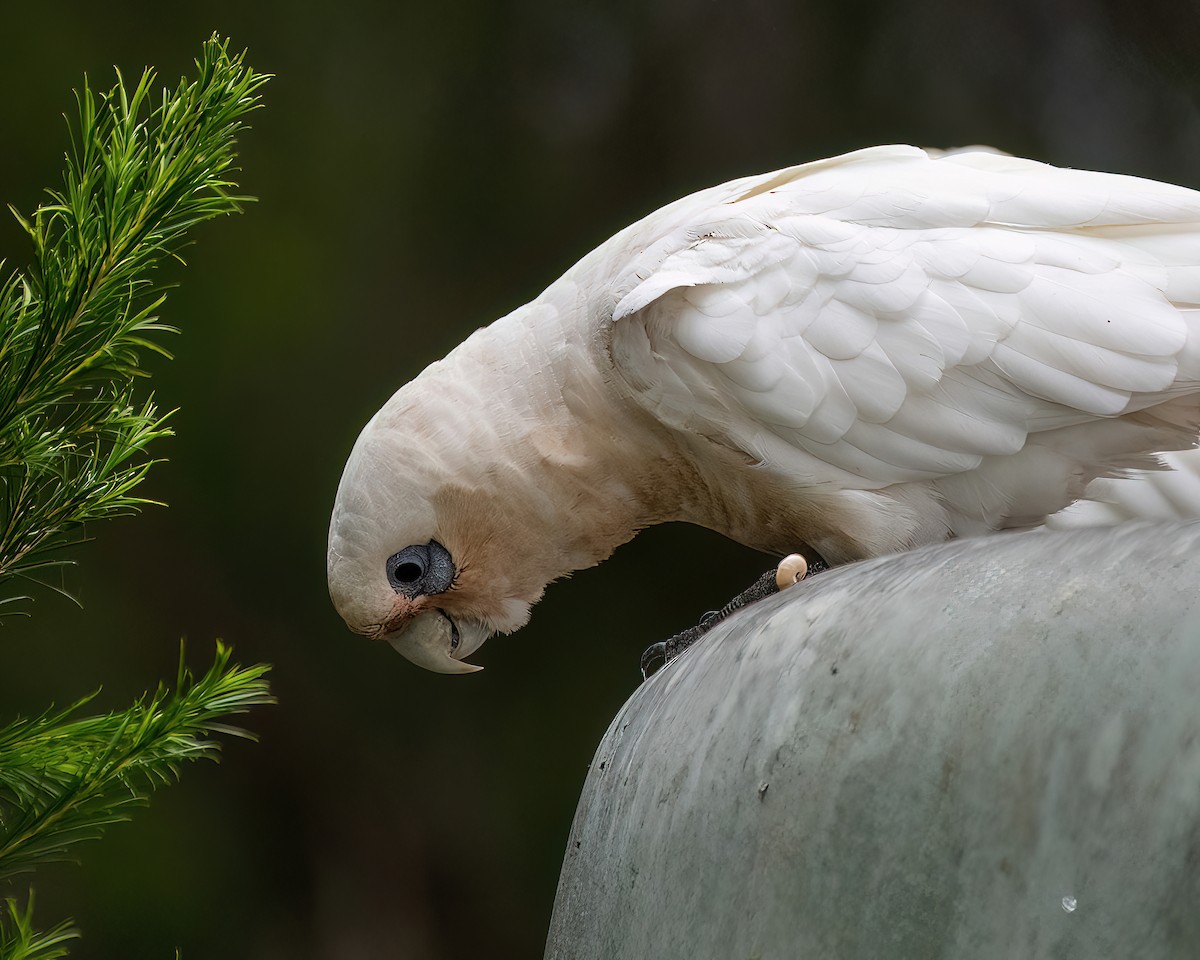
left=546, top=522, right=1200, bottom=959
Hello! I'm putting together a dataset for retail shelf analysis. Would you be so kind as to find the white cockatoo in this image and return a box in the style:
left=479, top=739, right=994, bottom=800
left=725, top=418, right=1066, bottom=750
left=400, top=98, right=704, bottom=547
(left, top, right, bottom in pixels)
left=328, top=145, right=1200, bottom=673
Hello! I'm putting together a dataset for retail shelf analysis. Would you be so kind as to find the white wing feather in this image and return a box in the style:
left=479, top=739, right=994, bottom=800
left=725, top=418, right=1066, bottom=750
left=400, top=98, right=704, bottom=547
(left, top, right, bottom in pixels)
left=1048, top=448, right=1200, bottom=528
left=606, top=147, right=1200, bottom=512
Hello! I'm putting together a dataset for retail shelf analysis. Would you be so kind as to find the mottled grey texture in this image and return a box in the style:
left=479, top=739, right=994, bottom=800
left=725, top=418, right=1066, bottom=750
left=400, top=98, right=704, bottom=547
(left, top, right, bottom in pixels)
left=546, top=522, right=1200, bottom=960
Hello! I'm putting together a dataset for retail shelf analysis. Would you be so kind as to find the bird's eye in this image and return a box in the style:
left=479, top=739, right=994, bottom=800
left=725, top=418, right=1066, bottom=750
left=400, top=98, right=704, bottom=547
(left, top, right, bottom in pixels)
left=386, top=541, right=455, bottom=597
left=394, top=560, right=424, bottom=584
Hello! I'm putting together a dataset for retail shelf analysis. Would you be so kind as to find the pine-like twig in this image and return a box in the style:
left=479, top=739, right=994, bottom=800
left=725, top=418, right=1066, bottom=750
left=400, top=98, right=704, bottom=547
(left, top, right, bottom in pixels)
left=0, top=895, right=77, bottom=960
left=0, top=37, right=272, bottom=959
left=0, top=642, right=273, bottom=880
left=0, top=35, right=269, bottom=606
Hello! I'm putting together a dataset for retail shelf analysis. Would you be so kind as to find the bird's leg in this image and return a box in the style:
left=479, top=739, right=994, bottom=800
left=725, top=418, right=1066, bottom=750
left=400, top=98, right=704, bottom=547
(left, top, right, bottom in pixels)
left=640, top=553, right=829, bottom=679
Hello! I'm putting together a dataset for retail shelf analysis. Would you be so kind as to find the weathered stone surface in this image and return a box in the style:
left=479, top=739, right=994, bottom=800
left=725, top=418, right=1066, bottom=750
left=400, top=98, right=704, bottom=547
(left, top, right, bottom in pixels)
left=545, top=522, right=1200, bottom=960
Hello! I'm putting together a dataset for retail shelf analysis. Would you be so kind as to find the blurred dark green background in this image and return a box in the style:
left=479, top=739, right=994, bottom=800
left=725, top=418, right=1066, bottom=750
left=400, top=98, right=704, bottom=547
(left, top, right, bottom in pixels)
left=0, top=1, right=1198, bottom=957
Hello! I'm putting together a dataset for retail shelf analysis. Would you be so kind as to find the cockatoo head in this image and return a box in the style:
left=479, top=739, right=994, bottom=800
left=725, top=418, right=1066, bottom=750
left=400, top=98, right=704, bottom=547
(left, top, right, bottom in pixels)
left=327, top=379, right=551, bottom=674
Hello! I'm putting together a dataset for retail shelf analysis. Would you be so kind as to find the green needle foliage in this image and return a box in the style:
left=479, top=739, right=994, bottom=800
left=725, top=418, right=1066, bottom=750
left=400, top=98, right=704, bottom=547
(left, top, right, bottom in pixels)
left=0, top=37, right=274, bottom=957
left=0, top=895, right=76, bottom=960
left=0, top=643, right=273, bottom=881
left=0, top=35, right=269, bottom=606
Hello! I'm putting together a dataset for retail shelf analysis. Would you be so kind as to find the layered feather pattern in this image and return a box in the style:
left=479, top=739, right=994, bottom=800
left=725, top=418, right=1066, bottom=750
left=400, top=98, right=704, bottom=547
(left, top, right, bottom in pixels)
left=608, top=147, right=1200, bottom=516
left=330, top=145, right=1200, bottom=670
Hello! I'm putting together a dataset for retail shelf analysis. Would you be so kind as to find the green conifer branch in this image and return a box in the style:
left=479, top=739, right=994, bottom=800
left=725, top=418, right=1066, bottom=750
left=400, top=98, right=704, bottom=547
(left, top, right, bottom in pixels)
left=0, top=642, right=273, bottom=881
left=0, top=35, right=269, bottom=603
left=0, top=37, right=273, bottom=958
left=0, top=895, right=77, bottom=960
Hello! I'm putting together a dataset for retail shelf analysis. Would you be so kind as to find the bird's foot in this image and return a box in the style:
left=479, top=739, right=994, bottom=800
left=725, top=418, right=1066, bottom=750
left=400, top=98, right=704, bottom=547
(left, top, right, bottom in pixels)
left=640, top=553, right=828, bottom=680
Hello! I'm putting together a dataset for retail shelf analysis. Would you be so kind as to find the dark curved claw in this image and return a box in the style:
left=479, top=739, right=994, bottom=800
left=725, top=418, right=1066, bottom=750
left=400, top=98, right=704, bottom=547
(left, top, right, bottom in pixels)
left=638, top=554, right=832, bottom=681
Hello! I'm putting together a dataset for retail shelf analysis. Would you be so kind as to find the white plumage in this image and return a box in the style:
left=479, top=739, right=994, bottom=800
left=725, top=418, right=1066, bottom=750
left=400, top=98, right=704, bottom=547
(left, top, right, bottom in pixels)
left=1049, top=448, right=1200, bottom=528
left=328, top=145, right=1200, bottom=672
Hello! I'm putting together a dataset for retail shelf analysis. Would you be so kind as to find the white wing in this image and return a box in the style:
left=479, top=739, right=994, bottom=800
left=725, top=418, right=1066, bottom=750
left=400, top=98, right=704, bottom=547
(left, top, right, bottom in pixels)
left=605, top=147, right=1200, bottom=518
left=1048, top=448, right=1200, bottom=528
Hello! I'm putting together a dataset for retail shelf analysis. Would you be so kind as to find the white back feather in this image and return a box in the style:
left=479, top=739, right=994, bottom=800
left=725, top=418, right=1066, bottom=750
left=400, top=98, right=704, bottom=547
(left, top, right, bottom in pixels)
left=605, top=147, right=1200, bottom=512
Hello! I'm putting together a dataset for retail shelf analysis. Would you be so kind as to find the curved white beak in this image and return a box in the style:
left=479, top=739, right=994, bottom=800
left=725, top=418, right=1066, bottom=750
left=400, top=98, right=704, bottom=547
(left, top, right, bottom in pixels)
left=386, top=609, right=487, bottom=674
